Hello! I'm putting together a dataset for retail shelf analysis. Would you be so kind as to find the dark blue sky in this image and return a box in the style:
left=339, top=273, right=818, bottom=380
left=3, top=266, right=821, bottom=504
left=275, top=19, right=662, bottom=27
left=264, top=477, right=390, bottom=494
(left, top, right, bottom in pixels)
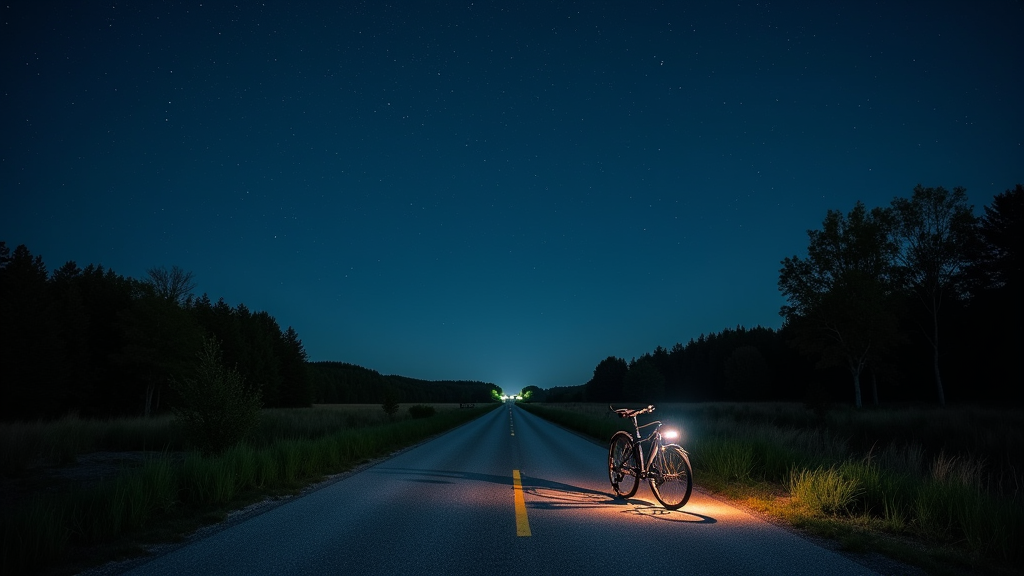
left=3, top=1, right=1022, bottom=392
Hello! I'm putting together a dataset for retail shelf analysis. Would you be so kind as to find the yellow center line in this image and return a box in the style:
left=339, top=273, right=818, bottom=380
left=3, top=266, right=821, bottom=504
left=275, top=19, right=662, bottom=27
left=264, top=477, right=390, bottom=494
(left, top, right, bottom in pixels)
left=512, top=470, right=532, bottom=537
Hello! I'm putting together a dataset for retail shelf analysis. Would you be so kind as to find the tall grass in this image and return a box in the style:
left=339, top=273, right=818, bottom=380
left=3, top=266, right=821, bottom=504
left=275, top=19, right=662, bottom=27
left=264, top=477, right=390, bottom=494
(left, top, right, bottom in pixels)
left=522, top=401, right=1024, bottom=568
left=0, top=404, right=472, bottom=478
left=1, top=404, right=498, bottom=575
left=790, top=465, right=863, bottom=515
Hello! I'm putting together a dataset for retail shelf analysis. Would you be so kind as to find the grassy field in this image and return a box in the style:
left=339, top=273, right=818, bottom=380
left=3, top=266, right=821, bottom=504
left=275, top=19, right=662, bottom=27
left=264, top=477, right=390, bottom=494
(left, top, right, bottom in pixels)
left=0, top=403, right=498, bottom=575
left=520, top=402, right=1023, bottom=576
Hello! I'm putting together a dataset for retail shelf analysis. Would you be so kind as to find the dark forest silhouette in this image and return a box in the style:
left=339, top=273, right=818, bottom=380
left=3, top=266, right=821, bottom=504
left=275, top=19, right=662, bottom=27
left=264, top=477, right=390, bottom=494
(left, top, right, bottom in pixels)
left=0, top=254, right=314, bottom=420
left=307, top=362, right=499, bottom=404
left=534, top=185, right=1022, bottom=407
left=1, top=185, right=1020, bottom=420
left=0, top=246, right=501, bottom=420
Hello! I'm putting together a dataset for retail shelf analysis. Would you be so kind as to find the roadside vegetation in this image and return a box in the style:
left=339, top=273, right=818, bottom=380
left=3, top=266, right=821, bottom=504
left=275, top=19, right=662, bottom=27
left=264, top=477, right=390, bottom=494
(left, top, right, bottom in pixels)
left=520, top=402, right=1023, bottom=576
left=0, top=402, right=498, bottom=575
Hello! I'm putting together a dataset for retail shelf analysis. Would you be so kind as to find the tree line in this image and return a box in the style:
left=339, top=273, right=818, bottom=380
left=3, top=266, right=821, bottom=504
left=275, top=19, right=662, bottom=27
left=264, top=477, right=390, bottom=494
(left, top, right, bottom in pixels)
left=307, top=361, right=500, bottom=404
left=527, top=326, right=813, bottom=404
left=0, top=247, right=311, bottom=420
left=0, top=244, right=504, bottom=421
left=530, top=184, right=1021, bottom=408
left=4, top=184, right=1017, bottom=416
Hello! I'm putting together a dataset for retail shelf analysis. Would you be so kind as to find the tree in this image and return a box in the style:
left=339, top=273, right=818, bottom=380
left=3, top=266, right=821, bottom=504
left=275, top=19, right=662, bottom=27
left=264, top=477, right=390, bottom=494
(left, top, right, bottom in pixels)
left=171, top=337, right=262, bottom=453
left=584, top=356, right=627, bottom=402
left=887, top=185, right=978, bottom=406
left=115, top=291, right=204, bottom=417
left=965, top=185, right=1023, bottom=402
left=779, top=202, right=902, bottom=408
left=623, top=355, right=665, bottom=401
left=973, top=184, right=1023, bottom=292
left=521, top=385, right=546, bottom=402
left=146, top=265, right=196, bottom=306
left=277, top=326, right=311, bottom=406
left=0, top=244, right=64, bottom=418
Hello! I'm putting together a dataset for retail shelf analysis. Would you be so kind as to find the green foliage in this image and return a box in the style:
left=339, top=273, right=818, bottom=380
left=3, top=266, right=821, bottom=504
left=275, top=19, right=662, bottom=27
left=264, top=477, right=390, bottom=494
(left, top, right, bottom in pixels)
left=521, top=385, right=545, bottom=402
left=171, top=338, right=262, bottom=453
left=407, top=404, right=436, bottom=419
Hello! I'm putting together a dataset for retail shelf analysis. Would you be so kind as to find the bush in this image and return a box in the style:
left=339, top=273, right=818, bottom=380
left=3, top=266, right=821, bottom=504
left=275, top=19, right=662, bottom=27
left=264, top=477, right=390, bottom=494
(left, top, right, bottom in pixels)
left=171, top=337, right=262, bottom=453
left=408, top=405, right=436, bottom=419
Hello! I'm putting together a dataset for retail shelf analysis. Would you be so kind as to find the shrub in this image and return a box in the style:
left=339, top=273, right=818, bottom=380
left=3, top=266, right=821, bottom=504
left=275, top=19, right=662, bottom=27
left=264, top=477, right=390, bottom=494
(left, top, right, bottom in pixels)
left=408, top=405, right=436, bottom=419
left=171, top=337, right=262, bottom=453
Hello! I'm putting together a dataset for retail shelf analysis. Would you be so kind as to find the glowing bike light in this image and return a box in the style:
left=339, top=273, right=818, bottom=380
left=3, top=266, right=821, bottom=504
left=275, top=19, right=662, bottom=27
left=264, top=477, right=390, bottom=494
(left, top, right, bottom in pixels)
left=663, top=429, right=679, bottom=440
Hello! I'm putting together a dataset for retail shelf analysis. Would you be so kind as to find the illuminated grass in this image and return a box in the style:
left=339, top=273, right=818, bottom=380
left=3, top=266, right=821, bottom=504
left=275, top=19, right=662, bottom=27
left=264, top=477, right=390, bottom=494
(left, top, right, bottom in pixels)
left=790, top=465, right=863, bottom=516
left=522, top=401, right=1024, bottom=573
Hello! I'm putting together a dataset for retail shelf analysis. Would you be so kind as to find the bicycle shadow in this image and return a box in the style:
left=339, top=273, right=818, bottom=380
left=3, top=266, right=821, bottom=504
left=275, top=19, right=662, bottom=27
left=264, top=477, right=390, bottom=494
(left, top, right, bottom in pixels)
left=523, top=479, right=715, bottom=524
left=373, top=467, right=716, bottom=524
left=615, top=500, right=717, bottom=524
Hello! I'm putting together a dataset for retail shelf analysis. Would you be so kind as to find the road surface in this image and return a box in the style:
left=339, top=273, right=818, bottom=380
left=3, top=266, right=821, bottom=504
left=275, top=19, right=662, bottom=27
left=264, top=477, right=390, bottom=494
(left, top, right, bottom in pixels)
left=99, top=404, right=887, bottom=575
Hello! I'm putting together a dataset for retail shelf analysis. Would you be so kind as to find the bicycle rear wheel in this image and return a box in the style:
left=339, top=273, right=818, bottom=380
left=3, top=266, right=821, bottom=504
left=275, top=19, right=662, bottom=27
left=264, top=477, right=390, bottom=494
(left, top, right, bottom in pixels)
left=649, top=444, right=692, bottom=510
left=608, top=431, right=640, bottom=498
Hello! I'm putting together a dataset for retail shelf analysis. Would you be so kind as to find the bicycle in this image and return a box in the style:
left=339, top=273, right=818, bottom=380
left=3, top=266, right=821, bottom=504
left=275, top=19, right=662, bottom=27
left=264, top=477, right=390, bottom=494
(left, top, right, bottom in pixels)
left=608, top=404, right=693, bottom=509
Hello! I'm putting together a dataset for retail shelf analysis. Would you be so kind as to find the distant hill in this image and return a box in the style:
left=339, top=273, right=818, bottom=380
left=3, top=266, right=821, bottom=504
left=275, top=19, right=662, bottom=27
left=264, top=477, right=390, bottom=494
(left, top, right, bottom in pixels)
left=307, top=361, right=500, bottom=404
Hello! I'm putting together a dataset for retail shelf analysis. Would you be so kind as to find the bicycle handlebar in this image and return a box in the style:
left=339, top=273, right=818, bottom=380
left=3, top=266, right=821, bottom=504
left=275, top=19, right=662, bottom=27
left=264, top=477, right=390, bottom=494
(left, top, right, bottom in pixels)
left=609, top=405, right=655, bottom=419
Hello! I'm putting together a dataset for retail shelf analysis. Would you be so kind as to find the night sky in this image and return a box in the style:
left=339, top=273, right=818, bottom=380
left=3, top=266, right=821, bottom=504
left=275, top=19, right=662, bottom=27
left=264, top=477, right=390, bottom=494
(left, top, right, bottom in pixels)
left=3, top=1, right=1022, bottom=392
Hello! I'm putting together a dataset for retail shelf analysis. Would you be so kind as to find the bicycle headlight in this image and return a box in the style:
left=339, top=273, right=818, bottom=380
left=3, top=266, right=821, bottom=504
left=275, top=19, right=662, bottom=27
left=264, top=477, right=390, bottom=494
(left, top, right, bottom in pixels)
left=663, top=428, right=679, bottom=440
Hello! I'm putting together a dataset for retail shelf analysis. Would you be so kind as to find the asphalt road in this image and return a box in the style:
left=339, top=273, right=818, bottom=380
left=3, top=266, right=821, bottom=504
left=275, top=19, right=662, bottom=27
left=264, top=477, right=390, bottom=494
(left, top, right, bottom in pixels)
left=102, top=404, right=885, bottom=575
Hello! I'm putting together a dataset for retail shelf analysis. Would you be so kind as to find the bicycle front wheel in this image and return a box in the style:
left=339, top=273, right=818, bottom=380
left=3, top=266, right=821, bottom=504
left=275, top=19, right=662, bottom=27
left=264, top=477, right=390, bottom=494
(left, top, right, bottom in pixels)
left=608, top=431, right=640, bottom=498
left=649, top=444, right=693, bottom=510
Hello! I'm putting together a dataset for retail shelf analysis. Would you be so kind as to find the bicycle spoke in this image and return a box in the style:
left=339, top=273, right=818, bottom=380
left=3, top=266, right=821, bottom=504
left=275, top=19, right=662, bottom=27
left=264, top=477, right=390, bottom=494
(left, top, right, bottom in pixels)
left=608, top=432, right=640, bottom=498
left=649, top=445, right=692, bottom=510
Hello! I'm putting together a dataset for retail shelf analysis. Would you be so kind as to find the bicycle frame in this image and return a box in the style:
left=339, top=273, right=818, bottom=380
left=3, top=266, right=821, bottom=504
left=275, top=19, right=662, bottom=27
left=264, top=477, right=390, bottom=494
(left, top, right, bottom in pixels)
left=627, top=416, right=668, bottom=479
left=609, top=404, right=693, bottom=509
